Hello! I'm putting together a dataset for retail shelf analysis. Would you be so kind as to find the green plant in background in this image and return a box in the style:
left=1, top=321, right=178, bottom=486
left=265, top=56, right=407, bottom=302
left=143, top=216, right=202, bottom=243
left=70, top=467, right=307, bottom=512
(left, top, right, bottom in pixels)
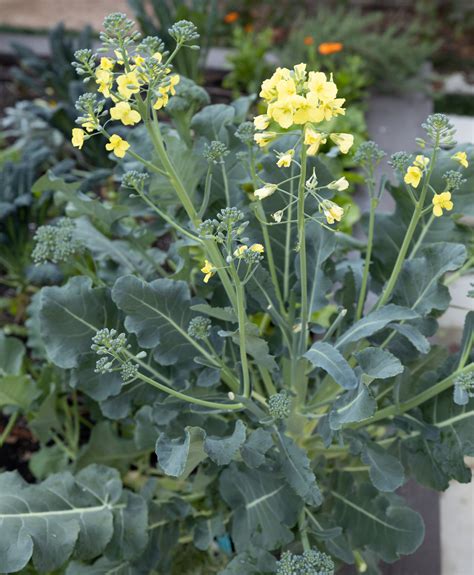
left=128, top=0, right=218, bottom=81
left=0, top=13, right=473, bottom=575
left=282, top=6, right=435, bottom=93
left=223, top=26, right=273, bottom=97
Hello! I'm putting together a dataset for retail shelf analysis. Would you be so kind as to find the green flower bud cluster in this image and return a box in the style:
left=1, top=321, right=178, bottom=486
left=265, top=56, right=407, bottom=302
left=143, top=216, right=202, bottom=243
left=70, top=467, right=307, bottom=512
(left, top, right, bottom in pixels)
left=188, top=316, right=212, bottom=340
left=75, top=93, right=105, bottom=126
left=235, top=121, right=255, bottom=145
left=92, top=328, right=129, bottom=356
left=276, top=549, right=334, bottom=575
left=198, top=207, right=248, bottom=242
left=204, top=141, right=229, bottom=164
left=168, top=20, right=200, bottom=45
left=100, top=12, right=140, bottom=49
left=453, top=372, right=474, bottom=406
left=422, top=114, right=456, bottom=149
left=354, top=141, right=385, bottom=169
left=72, top=49, right=96, bottom=81
left=122, top=170, right=149, bottom=192
left=137, top=36, right=166, bottom=58
left=32, top=219, right=83, bottom=265
left=91, top=328, right=143, bottom=381
left=389, top=151, right=412, bottom=174
left=443, top=170, right=466, bottom=193
left=241, top=248, right=263, bottom=265
left=268, top=391, right=291, bottom=420
left=121, top=360, right=139, bottom=382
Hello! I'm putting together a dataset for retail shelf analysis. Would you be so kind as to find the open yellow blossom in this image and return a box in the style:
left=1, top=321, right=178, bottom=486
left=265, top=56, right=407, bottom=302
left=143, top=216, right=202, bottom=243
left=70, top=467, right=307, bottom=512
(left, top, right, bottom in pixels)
left=322, top=200, right=344, bottom=224
left=201, top=260, right=216, bottom=283
left=328, top=177, right=349, bottom=191
left=152, top=51, right=163, bottom=62
left=452, top=151, right=468, bottom=168
left=166, top=74, right=180, bottom=96
left=254, top=131, right=277, bottom=148
left=96, top=69, right=113, bottom=97
left=105, top=134, right=130, bottom=158
left=153, top=93, right=169, bottom=110
left=99, top=57, right=114, bottom=71
left=404, top=166, right=423, bottom=188
left=234, top=245, right=248, bottom=257
left=432, top=192, right=453, bottom=217
left=250, top=243, right=264, bottom=253
left=268, top=97, right=297, bottom=129
left=81, top=115, right=96, bottom=132
left=330, top=133, right=354, bottom=154
left=110, top=102, right=141, bottom=126
left=304, top=127, right=326, bottom=156
left=117, top=72, right=140, bottom=100
left=276, top=149, right=295, bottom=168
left=255, top=183, right=277, bottom=200
left=414, top=155, right=429, bottom=169
left=71, top=128, right=85, bottom=149
left=307, top=71, right=337, bottom=102
left=254, top=114, right=270, bottom=130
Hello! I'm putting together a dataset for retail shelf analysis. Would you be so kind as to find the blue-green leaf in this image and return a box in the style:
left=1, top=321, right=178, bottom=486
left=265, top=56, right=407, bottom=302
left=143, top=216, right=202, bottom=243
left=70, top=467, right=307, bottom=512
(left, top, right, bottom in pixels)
left=336, top=304, right=419, bottom=349
left=329, top=382, right=376, bottom=430
left=204, top=420, right=246, bottom=466
left=355, top=347, right=404, bottom=380
left=156, top=426, right=207, bottom=478
left=361, top=443, right=405, bottom=492
left=305, top=342, right=358, bottom=389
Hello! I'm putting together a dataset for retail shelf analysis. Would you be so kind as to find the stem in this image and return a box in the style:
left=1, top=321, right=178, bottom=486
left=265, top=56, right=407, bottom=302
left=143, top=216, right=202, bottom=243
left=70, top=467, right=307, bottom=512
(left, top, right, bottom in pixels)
left=409, top=213, right=435, bottom=259
left=221, top=163, right=230, bottom=207
left=135, top=370, right=243, bottom=410
left=299, top=510, right=311, bottom=552
left=297, top=142, right=308, bottom=354
left=375, top=143, right=439, bottom=310
left=233, top=272, right=251, bottom=398
left=356, top=196, right=377, bottom=320
left=354, top=362, right=474, bottom=428
left=0, top=412, right=18, bottom=447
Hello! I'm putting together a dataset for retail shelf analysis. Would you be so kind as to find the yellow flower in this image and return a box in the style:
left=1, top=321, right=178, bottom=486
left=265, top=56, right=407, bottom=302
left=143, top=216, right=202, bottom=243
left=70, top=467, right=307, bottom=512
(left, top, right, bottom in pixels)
left=276, top=149, right=295, bottom=168
left=432, top=192, right=453, bottom=217
left=254, top=131, right=277, bottom=147
left=152, top=51, right=163, bottom=62
left=81, top=115, right=96, bottom=132
left=201, top=260, right=216, bottom=283
left=249, top=243, right=264, bottom=253
left=110, top=102, right=141, bottom=126
left=71, top=128, right=85, bottom=149
left=293, top=63, right=307, bottom=82
left=99, top=57, right=114, bottom=71
left=307, top=71, right=337, bottom=102
left=105, top=134, right=130, bottom=158
left=452, top=151, right=468, bottom=168
left=304, top=126, right=326, bottom=156
left=330, top=133, right=354, bottom=154
left=320, top=97, right=346, bottom=121
left=268, top=97, right=296, bottom=129
left=404, top=166, right=422, bottom=188
left=153, top=94, right=169, bottom=110
left=234, top=245, right=248, bottom=257
left=96, top=69, right=113, bottom=97
left=328, top=177, right=349, bottom=191
left=322, top=200, right=344, bottom=224
left=116, top=72, right=140, bottom=100
left=414, top=155, right=429, bottom=169
left=254, top=183, right=277, bottom=200
left=167, top=74, right=180, bottom=95
left=254, top=114, right=270, bottom=130
left=133, top=55, right=145, bottom=67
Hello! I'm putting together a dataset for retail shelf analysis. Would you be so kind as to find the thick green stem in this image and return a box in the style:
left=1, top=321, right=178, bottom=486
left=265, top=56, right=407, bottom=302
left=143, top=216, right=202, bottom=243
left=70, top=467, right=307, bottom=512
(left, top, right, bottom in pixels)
left=356, top=197, right=377, bottom=320
left=297, top=143, right=308, bottom=354
left=0, top=412, right=18, bottom=447
left=409, top=213, right=435, bottom=259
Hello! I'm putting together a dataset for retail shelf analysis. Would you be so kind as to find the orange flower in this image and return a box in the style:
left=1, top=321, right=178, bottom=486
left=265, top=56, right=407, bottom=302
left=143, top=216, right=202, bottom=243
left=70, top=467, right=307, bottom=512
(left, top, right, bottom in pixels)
left=304, top=36, right=314, bottom=46
left=224, top=11, right=239, bottom=24
left=318, top=42, right=343, bottom=55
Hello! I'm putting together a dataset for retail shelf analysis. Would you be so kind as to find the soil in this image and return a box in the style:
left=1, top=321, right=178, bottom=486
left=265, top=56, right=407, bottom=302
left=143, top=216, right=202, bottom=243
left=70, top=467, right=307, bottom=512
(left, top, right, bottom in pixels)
left=0, top=414, right=38, bottom=482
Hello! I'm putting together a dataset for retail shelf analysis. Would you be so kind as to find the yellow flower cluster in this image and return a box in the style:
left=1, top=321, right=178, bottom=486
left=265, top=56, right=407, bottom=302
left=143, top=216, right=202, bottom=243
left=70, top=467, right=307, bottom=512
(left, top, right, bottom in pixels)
left=201, top=244, right=265, bottom=283
left=72, top=50, right=180, bottom=158
left=404, top=155, right=430, bottom=188
left=254, top=64, right=353, bottom=158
